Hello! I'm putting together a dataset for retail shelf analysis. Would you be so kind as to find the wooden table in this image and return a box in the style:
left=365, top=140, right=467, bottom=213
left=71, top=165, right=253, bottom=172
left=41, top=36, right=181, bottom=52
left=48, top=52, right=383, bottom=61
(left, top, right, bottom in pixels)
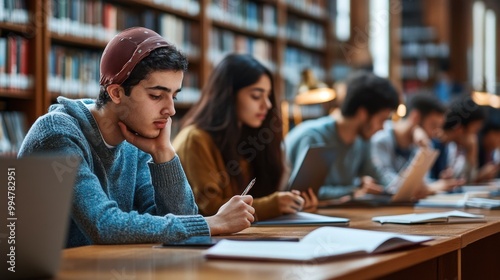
left=319, top=206, right=500, bottom=279
left=56, top=207, right=500, bottom=280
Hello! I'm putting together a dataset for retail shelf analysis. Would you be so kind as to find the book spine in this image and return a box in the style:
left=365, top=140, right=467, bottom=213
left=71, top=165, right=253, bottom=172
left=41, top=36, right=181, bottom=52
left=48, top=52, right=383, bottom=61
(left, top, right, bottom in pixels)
left=7, top=36, right=17, bottom=90
left=0, top=37, right=7, bottom=88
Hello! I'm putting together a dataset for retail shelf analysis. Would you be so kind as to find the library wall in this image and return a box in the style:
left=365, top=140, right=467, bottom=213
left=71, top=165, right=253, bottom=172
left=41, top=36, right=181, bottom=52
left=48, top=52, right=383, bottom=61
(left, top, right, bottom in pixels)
left=1, top=0, right=499, bottom=155
left=0, top=0, right=336, bottom=154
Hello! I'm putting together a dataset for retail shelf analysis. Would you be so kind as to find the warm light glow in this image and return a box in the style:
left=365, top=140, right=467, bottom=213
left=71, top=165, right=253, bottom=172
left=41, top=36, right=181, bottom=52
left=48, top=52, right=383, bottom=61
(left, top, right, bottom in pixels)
left=472, top=91, right=500, bottom=108
left=396, top=104, right=407, bottom=118
left=295, top=88, right=336, bottom=105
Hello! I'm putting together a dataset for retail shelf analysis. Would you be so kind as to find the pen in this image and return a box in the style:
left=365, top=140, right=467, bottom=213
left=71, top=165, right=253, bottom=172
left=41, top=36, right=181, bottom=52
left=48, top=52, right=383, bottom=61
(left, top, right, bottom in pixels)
left=241, top=178, right=256, bottom=196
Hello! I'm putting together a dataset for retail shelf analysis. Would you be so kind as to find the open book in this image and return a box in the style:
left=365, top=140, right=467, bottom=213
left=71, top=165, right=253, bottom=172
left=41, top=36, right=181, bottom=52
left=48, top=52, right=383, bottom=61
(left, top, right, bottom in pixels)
left=204, top=227, right=432, bottom=262
left=372, top=210, right=486, bottom=224
left=252, top=212, right=349, bottom=226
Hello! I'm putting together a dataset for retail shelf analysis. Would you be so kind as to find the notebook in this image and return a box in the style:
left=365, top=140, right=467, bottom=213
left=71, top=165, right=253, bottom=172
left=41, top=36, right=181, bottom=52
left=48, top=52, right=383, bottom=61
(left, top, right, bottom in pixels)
left=0, top=156, right=79, bottom=279
left=283, top=145, right=336, bottom=195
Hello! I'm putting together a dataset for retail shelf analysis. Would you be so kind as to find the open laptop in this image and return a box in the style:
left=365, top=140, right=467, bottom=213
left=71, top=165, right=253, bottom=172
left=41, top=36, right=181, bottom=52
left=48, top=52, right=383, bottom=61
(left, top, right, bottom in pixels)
left=390, top=147, right=440, bottom=202
left=0, top=156, right=79, bottom=279
left=349, top=147, right=440, bottom=206
left=283, top=145, right=336, bottom=195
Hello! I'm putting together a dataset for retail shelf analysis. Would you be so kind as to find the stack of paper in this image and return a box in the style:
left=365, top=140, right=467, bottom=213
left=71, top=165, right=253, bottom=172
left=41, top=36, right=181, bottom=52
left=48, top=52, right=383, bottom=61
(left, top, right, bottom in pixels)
left=372, top=210, right=486, bottom=224
left=465, top=198, right=500, bottom=209
left=415, top=192, right=500, bottom=209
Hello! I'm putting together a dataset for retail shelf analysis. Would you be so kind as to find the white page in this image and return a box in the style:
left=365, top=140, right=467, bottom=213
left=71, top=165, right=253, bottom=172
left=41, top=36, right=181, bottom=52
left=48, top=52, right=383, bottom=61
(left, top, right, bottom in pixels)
left=205, top=227, right=433, bottom=261
left=204, top=240, right=360, bottom=261
left=301, top=227, right=432, bottom=253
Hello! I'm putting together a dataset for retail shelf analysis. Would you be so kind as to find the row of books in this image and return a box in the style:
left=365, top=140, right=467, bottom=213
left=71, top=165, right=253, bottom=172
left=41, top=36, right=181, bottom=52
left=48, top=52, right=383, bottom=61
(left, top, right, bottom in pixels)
left=400, top=59, right=437, bottom=81
left=47, top=0, right=323, bottom=53
left=282, top=46, right=325, bottom=99
left=401, top=42, right=449, bottom=59
left=48, top=45, right=101, bottom=97
left=152, top=0, right=200, bottom=16
left=50, top=1, right=157, bottom=42
left=286, top=15, right=325, bottom=49
left=285, top=0, right=327, bottom=18
left=208, top=0, right=277, bottom=36
left=175, top=72, right=200, bottom=104
left=0, top=111, right=27, bottom=154
left=0, top=36, right=33, bottom=90
left=400, top=26, right=437, bottom=42
left=0, top=0, right=28, bottom=24
left=159, top=14, right=200, bottom=59
left=209, top=28, right=275, bottom=71
left=48, top=44, right=201, bottom=100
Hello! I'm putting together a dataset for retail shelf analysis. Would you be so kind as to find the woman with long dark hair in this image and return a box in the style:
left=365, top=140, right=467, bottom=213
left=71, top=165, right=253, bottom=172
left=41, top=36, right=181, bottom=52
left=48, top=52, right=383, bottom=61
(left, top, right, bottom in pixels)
left=173, top=54, right=317, bottom=221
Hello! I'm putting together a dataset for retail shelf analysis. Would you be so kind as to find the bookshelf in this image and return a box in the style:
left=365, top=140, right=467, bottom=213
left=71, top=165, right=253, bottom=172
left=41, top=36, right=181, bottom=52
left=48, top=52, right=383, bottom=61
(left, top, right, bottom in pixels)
left=0, top=0, right=336, bottom=148
left=0, top=0, right=45, bottom=154
left=399, top=0, right=450, bottom=97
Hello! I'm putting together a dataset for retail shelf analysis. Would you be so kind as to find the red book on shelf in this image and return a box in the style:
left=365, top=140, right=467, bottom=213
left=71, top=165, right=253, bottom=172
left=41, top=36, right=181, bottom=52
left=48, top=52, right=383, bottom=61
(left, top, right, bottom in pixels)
left=7, top=36, right=18, bottom=90
left=19, top=37, right=28, bottom=89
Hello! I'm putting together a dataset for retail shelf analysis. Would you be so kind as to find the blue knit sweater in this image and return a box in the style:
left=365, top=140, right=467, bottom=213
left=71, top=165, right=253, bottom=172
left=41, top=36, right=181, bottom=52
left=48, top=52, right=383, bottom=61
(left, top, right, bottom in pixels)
left=18, top=97, right=210, bottom=247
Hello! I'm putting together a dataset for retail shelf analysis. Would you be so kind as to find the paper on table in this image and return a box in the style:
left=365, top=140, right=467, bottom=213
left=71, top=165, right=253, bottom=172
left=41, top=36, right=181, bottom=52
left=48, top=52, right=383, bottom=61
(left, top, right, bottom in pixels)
left=372, top=210, right=485, bottom=224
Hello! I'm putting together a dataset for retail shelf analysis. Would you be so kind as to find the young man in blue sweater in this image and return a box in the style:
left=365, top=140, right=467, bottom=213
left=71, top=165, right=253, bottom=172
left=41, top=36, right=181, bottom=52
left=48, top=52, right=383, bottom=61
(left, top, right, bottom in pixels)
left=285, top=71, right=399, bottom=200
left=18, top=27, right=255, bottom=247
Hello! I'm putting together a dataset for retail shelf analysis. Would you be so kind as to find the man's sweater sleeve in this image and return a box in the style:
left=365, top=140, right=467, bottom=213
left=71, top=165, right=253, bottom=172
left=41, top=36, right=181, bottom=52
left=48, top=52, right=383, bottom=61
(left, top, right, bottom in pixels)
left=133, top=151, right=200, bottom=216
left=370, top=138, right=397, bottom=188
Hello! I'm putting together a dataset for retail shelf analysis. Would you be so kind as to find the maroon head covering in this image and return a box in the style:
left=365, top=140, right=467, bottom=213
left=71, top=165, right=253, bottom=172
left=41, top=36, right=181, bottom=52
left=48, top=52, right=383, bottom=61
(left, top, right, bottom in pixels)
left=99, top=27, right=171, bottom=87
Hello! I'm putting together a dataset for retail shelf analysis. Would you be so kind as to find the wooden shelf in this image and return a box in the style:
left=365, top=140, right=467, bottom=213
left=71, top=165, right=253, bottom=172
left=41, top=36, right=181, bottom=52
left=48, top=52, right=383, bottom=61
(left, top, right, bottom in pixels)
left=122, top=0, right=201, bottom=20
left=0, top=88, right=34, bottom=99
left=50, top=33, right=108, bottom=49
left=285, top=39, right=326, bottom=53
left=0, top=21, right=31, bottom=34
left=211, top=20, right=278, bottom=42
left=286, top=5, right=328, bottom=23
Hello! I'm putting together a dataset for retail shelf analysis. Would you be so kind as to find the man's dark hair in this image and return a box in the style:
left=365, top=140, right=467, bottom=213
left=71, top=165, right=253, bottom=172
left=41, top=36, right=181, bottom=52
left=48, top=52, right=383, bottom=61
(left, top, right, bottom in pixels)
left=480, top=106, right=500, bottom=134
left=443, top=95, right=486, bottom=130
left=406, top=94, right=447, bottom=119
left=341, top=70, right=399, bottom=117
left=96, top=46, right=188, bottom=109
